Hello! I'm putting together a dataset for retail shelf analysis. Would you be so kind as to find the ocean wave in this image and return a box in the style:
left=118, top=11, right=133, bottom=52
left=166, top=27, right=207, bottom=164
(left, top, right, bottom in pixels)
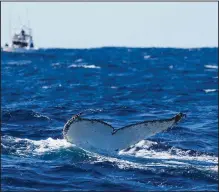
left=42, top=84, right=62, bottom=89
left=68, top=64, right=101, bottom=69
left=42, top=85, right=51, bottom=89
left=2, top=135, right=218, bottom=187
left=7, top=60, right=32, bottom=66
left=204, top=89, right=217, bottom=93
left=2, top=109, right=51, bottom=121
left=169, top=65, right=174, bottom=69
left=75, top=58, right=83, bottom=63
left=2, top=47, right=218, bottom=190
left=204, top=65, right=218, bottom=69
left=118, top=140, right=218, bottom=166
left=51, top=63, right=61, bottom=67
left=2, top=135, right=217, bottom=173
left=144, top=55, right=151, bottom=59
left=91, top=150, right=218, bottom=182
left=2, top=136, right=73, bottom=156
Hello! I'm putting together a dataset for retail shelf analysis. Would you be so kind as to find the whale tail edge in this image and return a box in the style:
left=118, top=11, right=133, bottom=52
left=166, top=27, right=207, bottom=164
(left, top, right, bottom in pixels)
left=174, top=112, right=186, bottom=123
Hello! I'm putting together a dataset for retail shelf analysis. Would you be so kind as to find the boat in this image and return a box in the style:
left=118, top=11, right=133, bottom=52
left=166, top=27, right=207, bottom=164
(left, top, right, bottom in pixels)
left=2, top=25, right=38, bottom=53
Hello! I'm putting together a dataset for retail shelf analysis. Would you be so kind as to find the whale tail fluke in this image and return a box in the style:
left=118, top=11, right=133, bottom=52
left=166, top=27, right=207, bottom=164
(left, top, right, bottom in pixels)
left=63, top=112, right=186, bottom=153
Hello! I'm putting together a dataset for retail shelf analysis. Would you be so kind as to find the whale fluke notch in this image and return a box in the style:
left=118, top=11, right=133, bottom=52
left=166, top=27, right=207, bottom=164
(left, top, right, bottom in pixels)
left=63, top=112, right=186, bottom=153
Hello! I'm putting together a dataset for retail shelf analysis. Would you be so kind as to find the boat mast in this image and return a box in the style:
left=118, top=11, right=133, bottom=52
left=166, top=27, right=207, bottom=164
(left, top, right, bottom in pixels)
left=26, top=8, right=31, bottom=35
left=26, top=8, right=30, bottom=28
left=8, top=8, right=12, bottom=45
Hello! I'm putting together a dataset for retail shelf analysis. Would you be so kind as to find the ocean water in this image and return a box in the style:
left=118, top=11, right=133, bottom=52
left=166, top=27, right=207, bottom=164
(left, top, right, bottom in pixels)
left=1, top=47, right=218, bottom=191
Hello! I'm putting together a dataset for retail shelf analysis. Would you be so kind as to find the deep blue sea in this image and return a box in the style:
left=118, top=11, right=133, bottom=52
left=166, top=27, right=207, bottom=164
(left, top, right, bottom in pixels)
left=1, top=47, right=218, bottom=191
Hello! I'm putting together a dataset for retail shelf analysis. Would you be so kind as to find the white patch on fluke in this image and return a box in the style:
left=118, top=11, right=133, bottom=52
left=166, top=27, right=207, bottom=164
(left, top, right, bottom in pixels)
left=63, top=113, right=184, bottom=153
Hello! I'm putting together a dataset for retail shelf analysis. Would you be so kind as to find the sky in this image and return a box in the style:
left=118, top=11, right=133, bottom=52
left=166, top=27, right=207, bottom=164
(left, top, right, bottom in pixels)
left=1, top=2, right=218, bottom=48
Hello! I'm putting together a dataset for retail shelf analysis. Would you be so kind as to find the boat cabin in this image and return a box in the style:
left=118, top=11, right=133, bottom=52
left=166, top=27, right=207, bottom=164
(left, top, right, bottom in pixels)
left=12, top=29, right=34, bottom=48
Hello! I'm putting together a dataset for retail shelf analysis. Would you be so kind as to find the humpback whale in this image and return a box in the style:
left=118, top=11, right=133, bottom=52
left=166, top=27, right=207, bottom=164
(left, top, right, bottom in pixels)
left=63, top=112, right=186, bottom=153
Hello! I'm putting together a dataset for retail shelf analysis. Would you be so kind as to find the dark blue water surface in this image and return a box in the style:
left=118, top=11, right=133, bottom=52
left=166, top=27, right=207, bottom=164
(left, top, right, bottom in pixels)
left=1, top=47, right=218, bottom=191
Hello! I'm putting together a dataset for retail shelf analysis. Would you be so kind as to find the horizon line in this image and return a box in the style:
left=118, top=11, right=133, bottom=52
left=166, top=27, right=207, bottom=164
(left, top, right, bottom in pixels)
left=35, top=46, right=219, bottom=49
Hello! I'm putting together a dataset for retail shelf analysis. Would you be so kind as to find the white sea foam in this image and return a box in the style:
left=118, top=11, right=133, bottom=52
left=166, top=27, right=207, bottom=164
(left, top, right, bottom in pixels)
left=118, top=140, right=218, bottom=165
left=92, top=153, right=149, bottom=170
left=75, top=58, right=83, bottom=63
left=4, top=136, right=73, bottom=156
left=92, top=148, right=218, bottom=173
left=3, top=136, right=218, bottom=173
left=144, top=55, right=151, bottom=59
left=42, top=86, right=51, bottom=89
left=8, top=60, right=32, bottom=65
left=204, top=65, right=218, bottom=69
left=85, top=139, right=218, bottom=174
left=33, top=113, right=51, bottom=120
left=42, top=84, right=61, bottom=89
left=68, top=64, right=101, bottom=69
left=204, top=89, right=217, bottom=93
left=30, top=138, right=73, bottom=153
left=51, top=63, right=60, bottom=67
left=169, top=65, right=174, bottom=69
left=84, top=108, right=103, bottom=113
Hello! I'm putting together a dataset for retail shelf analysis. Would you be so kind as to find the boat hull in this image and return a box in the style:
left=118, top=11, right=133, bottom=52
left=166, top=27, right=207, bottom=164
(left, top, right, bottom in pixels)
left=2, top=46, right=38, bottom=53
